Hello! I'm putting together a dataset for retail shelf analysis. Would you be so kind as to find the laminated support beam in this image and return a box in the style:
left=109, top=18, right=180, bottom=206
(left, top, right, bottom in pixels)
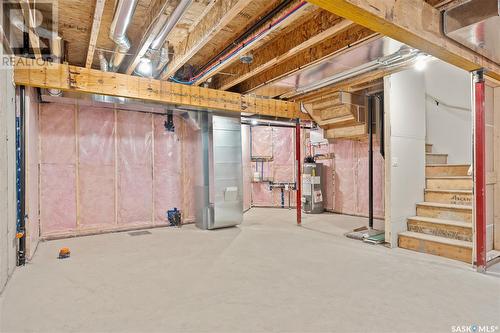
left=12, top=57, right=310, bottom=120
left=306, top=0, right=500, bottom=81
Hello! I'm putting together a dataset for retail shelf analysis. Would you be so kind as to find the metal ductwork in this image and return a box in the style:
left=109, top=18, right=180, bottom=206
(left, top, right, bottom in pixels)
left=252, top=37, right=420, bottom=99
left=444, top=0, right=500, bottom=64
left=144, top=0, right=193, bottom=76
left=47, top=36, right=64, bottom=97
left=109, top=0, right=139, bottom=72
left=195, top=113, right=243, bottom=230
left=99, top=51, right=109, bottom=72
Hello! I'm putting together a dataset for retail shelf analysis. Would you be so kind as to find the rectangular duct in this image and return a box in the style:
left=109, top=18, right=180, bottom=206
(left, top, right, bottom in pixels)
left=444, top=0, right=500, bottom=64
left=195, top=114, right=243, bottom=230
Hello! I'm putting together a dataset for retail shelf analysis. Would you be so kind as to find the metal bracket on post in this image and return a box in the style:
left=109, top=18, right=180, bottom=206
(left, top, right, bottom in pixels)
left=473, top=69, right=486, bottom=273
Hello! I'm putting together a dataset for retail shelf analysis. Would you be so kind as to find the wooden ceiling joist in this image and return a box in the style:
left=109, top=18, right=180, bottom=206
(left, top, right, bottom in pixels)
left=213, top=12, right=354, bottom=90
left=124, top=0, right=181, bottom=75
left=191, top=0, right=316, bottom=86
left=19, top=0, right=42, bottom=59
left=85, top=0, right=107, bottom=68
left=159, top=0, right=251, bottom=80
left=234, top=25, right=376, bottom=95
left=13, top=57, right=310, bottom=120
left=306, top=0, right=500, bottom=81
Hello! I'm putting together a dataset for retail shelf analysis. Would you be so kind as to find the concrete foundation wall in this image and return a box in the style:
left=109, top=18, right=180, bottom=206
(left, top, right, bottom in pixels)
left=0, top=45, right=17, bottom=292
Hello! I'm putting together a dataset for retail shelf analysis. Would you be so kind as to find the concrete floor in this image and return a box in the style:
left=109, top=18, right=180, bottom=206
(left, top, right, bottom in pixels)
left=1, top=208, right=499, bottom=333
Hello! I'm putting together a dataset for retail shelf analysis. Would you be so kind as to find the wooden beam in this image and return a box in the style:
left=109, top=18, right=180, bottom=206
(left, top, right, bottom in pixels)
left=13, top=57, right=310, bottom=120
left=306, top=0, right=500, bottom=81
left=159, top=0, right=250, bottom=80
left=19, top=0, right=42, bottom=59
left=234, top=25, right=376, bottom=94
left=85, top=0, right=106, bottom=68
left=213, top=12, right=354, bottom=90
left=192, top=1, right=316, bottom=86
left=124, top=0, right=181, bottom=75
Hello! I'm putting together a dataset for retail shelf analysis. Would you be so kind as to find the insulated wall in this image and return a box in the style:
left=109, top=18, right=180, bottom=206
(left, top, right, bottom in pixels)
left=309, top=138, right=384, bottom=219
left=250, top=126, right=297, bottom=208
left=38, top=101, right=198, bottom=238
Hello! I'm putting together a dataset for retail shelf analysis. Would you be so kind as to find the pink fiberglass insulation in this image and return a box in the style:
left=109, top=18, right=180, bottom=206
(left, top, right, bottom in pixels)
left=251, top=126, right=273, bottom=158
left=272, top=127, right=294, bottom=182
left=40, top=103, right=76, bottom=164
left=182, top=121, right=199, bottom=221
left=39, top=103, right=77, bottom=235
left=251, top=183, right=274, bottom=206
left=78, top=106, right=115, bottom=227
left=25, top=87, right=39, bottom=258
left=154, top=114, right=182, bottom=224
left=331, top=140, right=357, bottom=215
left=40, top=164, right=77, bottom=234
left=117, top=111, right=153, bottom=225
left=241, top=125, right=252, bottom=211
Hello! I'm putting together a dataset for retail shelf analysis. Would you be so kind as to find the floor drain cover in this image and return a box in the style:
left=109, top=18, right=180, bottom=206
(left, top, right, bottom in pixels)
left=128, top=230, right=152, bottom=236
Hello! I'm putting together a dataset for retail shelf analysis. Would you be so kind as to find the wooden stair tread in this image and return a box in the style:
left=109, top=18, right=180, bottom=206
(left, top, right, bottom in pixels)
left=426, top=164, right=469, bottom=167
left=425, top=189, right=472, bottom=194
left=399, top=231, right=472, bottom=248
left=408, top=216, right=471, bottom=228
left=417, top=202, right=472, bottom=210
left=427, top=175, right=471, bottom=179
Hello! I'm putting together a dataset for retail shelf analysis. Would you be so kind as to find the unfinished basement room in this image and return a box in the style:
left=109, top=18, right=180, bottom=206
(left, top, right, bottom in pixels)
left=1, top=0, right=500, bottom=332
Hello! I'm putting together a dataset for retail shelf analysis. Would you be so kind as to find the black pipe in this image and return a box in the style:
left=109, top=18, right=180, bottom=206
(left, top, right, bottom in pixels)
left=18, top=86, right=26, bottom=266
left=368, top=95, right=374, bottom=229
left=377, top=93, right=385, bottom=158
left=195, top=0, right=294, bottom=75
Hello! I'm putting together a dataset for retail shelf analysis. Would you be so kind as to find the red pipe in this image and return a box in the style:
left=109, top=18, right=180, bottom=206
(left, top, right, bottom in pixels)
left=474, top=73, right=486, bottom=271
left=296, top=119, right=301, bottom=225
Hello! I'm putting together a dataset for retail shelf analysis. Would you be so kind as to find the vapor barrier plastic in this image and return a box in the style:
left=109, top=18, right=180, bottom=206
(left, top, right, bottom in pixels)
left=241, top=125, right=252, bottom=211
left=154, top=115, right=182, bottom=224
left=38, top=102, right=200, bottom=238
left=251, top=126, right=273, bottom=158
left=117, top=111, right=153, bottom=225
left=250, top=126, right=297, bottom=208
left=39, top=103, right=77, bottom=235
left=78, top=107, right=115, bottom=227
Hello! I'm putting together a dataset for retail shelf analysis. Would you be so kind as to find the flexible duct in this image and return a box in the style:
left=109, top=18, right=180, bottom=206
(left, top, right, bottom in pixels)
left=144, top=0, right=192, bottom=75
left=109, top=0, right=139, bottom=71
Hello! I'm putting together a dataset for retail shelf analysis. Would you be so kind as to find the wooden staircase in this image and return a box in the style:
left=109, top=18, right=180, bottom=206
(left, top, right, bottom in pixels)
left=398, top=143, right=473, bottom=263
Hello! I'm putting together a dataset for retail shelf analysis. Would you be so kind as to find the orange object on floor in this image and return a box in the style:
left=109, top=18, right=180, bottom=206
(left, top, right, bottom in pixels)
left=58, top=247, right=70, bottom=259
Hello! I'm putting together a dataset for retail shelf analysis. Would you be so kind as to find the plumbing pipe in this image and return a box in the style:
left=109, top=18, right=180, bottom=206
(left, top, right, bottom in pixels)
left=196, top=0, right=294, bottom=75
left=109, top=0, right=139, bottom=71
left=174, top=0, right=307, bottom=84
left=474, top=70, right=486, bottom=272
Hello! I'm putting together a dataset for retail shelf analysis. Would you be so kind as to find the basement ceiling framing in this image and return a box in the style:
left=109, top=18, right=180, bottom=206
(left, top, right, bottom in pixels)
left=8, top=0, right=500, bottom=132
